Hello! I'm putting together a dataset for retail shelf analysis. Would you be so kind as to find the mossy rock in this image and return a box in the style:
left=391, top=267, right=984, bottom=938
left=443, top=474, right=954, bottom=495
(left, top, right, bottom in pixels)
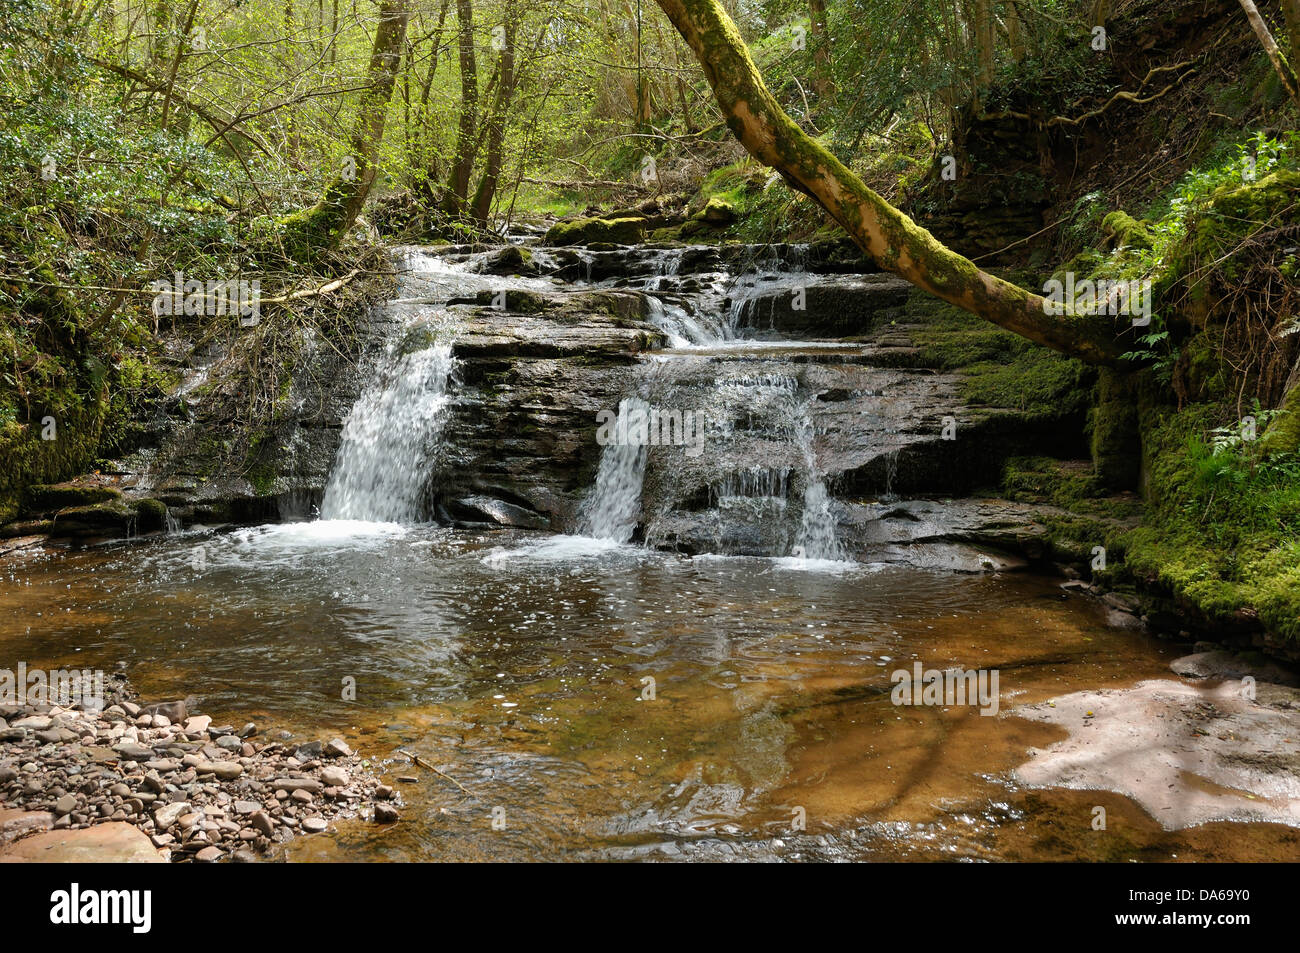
left=1088, top=369, right=1141, bottom=490
left=130, top=497, right=168, bottom=532
left=22, top=482, right=122, bottom=514
left=1100, top=211, right=1155, bottom=250
left=480, top=245, right=538, bottom=276
left=49, top=500, right=136, bottom=537
left=693, top=197, right=737, bottom=227
left=545, top=216, right=647, bottom=247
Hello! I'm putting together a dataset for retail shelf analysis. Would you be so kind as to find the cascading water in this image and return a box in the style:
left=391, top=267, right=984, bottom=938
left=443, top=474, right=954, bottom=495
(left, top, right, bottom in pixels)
left=576, top=397, right=651, bottom=542
left=319, top=247, right=554, bottom=524
left=319, top=342, right=456, bottom=522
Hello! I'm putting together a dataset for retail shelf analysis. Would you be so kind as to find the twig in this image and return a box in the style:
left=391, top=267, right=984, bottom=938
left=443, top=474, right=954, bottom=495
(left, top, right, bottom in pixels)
left=396, top=748, right=470, bottom=794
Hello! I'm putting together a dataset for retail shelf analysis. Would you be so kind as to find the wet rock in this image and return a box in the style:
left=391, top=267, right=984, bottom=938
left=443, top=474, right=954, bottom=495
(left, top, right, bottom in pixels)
left=373, top=804, right=399, bottom=824
left=1171, top=651, right=1300, bottom=687
left=144, top=700, right=187, bottom=723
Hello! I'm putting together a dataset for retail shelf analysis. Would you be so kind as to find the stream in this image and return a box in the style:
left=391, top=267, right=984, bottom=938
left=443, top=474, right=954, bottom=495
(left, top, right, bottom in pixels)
left=4, top=242, right=1299, bottom=862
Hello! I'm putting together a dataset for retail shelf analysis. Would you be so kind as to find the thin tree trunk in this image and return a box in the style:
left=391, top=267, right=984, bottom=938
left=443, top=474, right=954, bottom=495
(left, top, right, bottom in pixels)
left=469, top=2, right=518, bottom=227
left=1279, top=0, right=1300, bottom=65
left=280, top=0, right=411, bottom=256
left=442, top=0, right=480, bottom=217
left=1238, top=0, right=1300, bottom=109
left=807, top=0, right=834, bottom=100
left=415, top=0, right=452, bottom=200
left=652, top=0, right=1125, bottom=364
left=158, top=0, right=199, bottom=132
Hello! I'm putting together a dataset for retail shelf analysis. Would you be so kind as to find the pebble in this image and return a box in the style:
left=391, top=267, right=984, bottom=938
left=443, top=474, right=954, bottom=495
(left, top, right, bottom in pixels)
left=320, top=766, right=349, bottom=787
left=0, top=685, right=393, bottom=863
left=324, top=738, right=353, bottom=759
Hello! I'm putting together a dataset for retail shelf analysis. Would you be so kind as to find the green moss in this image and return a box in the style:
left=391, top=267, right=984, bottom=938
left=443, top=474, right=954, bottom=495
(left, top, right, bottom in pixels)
left=1089, top=368, right=1142, bottom=489
left=545, top=215, right=647, bottom=246
left=130, top=497, right=168, bottom=531
left=1100, top=211, right=1155, bottom=250
left=1115, top=403, right=1300, bottom=641
left=22, top=482, right=121, bottom=513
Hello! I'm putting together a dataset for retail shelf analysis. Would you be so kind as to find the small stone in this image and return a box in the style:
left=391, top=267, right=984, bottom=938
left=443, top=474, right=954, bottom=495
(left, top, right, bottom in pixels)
left=112, top=742, right=154, bottom=762
left=375, top=785, right=394, bottom=800
left=238, top=723, right=258, bottom=739
left=215, top=735, right=242, bottom=751
left=53, top=794, right=77, bottom=816
left=302, top=817, right=328, bottom=833
left=319, top=766, right=349, bottom=787
left=195, top=845, right=223, bottom=863
left=182, top=715, right=212, bottom=735
left=109, top=782, right=131, bottom=798
left=249, top=811, right=275, bottom=836
left=291, top=789, right=313, bottom=804
left=323, top=738, right=352, bottom=759
left=233, top=800, right=261, bottom=815
left=12, top=716, right=53, bottom=730
left=293, top=741, right=322, bottom=761
left=154, top=801, right=191, bottom=828
left=270, top=777, right=323, bottom=793
left=144, top=700, right=187, bottom=724
left=373, top=804, right=399, bottom=824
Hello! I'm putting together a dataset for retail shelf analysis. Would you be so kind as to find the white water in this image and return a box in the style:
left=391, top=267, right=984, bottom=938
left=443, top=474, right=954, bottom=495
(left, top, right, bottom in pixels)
left=319, top=248, right=555, bottom=525
left=319, top=343, right=456, bottom=522
left=790, top=410, right=847, bottom=562
left=577, top=396, right=651, bottom=542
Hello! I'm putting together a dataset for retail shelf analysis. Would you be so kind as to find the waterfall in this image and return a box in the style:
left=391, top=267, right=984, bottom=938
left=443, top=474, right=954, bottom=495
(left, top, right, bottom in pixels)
left=790, top=411, right=846, bottom=561
left=577, top=397, right=650, bottom=542
left=319, top=343, right=456, bottom=522
left=645, top=296, right=725, bottom=347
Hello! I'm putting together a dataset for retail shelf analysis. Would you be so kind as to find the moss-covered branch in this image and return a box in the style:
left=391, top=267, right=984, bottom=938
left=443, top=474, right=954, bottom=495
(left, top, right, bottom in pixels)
left=653, top=0, right=1128, bottom=365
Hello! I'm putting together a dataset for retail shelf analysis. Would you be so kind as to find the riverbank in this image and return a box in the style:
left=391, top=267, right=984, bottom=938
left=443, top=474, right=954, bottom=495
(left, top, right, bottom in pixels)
left=0, top=677, right=399, bottom=862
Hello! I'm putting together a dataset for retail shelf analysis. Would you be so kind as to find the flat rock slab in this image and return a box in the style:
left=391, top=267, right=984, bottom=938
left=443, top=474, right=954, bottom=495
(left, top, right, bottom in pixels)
left=0, top=809, right=55, bottom=847
left=0, top=822, right=164, bottom=863
left=1013, top=676, right=1300, bottom=830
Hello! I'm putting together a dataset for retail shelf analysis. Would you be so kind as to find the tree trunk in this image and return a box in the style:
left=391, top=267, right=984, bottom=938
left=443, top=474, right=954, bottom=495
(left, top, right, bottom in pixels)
left=652, top=0, right=1125, bottom=364
left=442, top=0, right=480, bottom=218
left=469, top=2, right=518, bottom=228
left=279, top=0, right=410, bottom=258
left=1238, top=0, right=1300, bottom=110
left=807, top=0, right=834, bottom=101
left=1284, top=0, right=1300, bottom=57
